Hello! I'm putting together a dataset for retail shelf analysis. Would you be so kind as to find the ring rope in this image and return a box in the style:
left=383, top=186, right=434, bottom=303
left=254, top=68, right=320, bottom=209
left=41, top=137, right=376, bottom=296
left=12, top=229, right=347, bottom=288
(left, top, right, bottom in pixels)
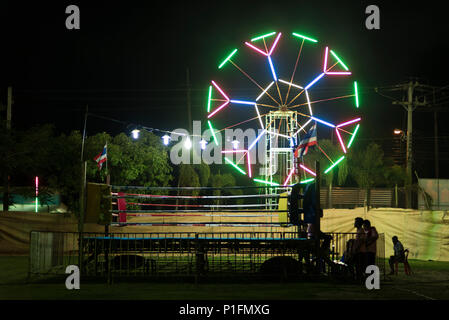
left=111, top=209, right=287, bottom=213
left=112, top=185, right=291, bottom=191
left=125, top=203, right=277, bottom=208
left=117, top=213, right=277, bottom=217
left=111, top=222, right=293, bottom=227
left=111, top=193, right=287, bottom=200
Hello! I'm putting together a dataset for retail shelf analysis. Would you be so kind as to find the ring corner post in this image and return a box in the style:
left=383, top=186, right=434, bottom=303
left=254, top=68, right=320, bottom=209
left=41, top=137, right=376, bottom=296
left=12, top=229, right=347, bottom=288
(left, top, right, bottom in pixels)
left=315, top=160, right=321, bottom=273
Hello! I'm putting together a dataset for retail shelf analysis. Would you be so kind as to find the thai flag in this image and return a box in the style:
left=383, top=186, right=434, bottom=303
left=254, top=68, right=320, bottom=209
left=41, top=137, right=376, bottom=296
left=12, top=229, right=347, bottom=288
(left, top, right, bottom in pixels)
left=294, top=124, right=317, bottom=158
left=94, top=144, right=107, bottom=170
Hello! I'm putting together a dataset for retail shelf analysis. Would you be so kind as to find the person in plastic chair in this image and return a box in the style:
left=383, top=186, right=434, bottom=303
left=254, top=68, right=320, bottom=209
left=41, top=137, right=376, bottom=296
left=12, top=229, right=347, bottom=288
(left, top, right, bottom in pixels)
left=388, top=236, right=405, bottom=275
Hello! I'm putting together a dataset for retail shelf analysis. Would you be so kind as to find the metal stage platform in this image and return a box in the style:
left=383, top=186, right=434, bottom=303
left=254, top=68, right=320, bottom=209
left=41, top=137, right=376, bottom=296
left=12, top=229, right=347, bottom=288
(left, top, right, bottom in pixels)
left=29, top=231, right=385, bottom=280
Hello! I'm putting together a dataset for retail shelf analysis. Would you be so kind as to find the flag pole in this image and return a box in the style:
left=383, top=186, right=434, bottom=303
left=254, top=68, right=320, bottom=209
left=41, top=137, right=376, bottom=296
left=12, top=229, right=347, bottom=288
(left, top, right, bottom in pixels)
left=106, top=141, right=110, bottom=185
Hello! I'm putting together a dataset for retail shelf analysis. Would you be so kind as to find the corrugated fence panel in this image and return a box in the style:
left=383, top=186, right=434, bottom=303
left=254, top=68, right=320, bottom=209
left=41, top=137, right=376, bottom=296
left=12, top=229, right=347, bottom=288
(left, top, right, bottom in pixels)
left=370, top=189, right=393, bottom=207
left=320, top=187, right=393, bottom=208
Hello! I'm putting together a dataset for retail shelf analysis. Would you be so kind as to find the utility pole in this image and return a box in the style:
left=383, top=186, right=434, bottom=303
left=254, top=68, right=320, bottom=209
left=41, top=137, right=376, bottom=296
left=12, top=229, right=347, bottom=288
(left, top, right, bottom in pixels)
left=432, top=88, right=439, bottom=179
left=6, top=87, right=12, bottom=130
left=405, top=81, right=415, bottom=204
left=81, top=105, right=88, bottom=161
left=3, top=87, right=12, bottom=211
left=392, top=80, right=427, bottom=208
left=186, top=68, right=192, bottom=133
left=377, top=79, right=437, bottom=208
left=79, top=105, right=88, bottom=233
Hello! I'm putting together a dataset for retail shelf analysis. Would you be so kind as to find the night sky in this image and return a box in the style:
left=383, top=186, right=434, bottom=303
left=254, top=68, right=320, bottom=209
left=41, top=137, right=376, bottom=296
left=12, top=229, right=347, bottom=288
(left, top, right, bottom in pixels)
left=1, top=1, right=449, bottom=176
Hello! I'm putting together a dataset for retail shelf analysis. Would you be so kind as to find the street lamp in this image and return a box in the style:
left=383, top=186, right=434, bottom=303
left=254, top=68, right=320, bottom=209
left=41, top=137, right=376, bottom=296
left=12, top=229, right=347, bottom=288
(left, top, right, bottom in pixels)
left=393, top=129, right=404, bottom=136
left=131, top=129, right=140, bottom=140
left=162, top=135, right=171, bottom=146
left=184, top=137, right=192, bottom=150
left=200, top=139, right=207, bottom=150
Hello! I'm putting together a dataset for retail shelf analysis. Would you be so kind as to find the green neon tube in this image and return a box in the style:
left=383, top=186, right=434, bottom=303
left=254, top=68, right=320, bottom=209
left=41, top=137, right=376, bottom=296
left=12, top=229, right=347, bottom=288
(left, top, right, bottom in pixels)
left=347, top=124, right=360, bottom=148
left=207, top=86, right=212, bottom=112
left=330, top=50, right=349, bottom=71
left=224, top=157, right=246, bottom=175
left=254, top=178, right=280, bottom=186
left=324, top=156, right=345, bottom=174
left=251, top=32, right=276, bottom=42
left=300, top=178, right=315, bottom=184
left=218, top=49, right=237, bottom=69
left=207, top=120, right=219, bottom=146
left=292, top=32, right=318, bottom=43
left=354, top=81, right=359, bottom=108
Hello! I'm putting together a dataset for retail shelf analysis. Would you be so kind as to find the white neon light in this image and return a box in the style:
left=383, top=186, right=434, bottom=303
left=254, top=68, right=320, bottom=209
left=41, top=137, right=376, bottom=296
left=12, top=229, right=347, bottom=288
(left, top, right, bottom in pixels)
left=293, top=118, right=313, bottom=137
left=278, top=79, right=303, bottom=90
left=254, top=104, right=265, bottom=129
left=248, top=129, right=266, bottom=151
left=256, top=82, right=275, bottom=101
left=305, top=90, right=313, bottom=116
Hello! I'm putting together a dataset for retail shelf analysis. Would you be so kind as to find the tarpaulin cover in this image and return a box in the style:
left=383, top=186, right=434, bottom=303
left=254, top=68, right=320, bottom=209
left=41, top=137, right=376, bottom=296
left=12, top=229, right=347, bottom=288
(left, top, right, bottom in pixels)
left=1, top=208, right=448, bottom=260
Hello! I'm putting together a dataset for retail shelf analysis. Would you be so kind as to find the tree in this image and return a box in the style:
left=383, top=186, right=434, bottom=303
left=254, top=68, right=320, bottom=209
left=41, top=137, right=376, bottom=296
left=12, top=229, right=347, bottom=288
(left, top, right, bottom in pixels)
left=193, top=163, right=210, bottom=188
left=0, top=124, right=59, bottom=211
left=348, top=143, right=385, bottom=208
left=45, top=130, right=83, bottom=214
left=303, top=139, right=343, bottom=187
left=383, top=164, right=407, bottom=188
left=176, top=164, right=200, bottom=208
left=209, top=172, right=242, bottom=206
left=86, top=130, right=173, bottom=187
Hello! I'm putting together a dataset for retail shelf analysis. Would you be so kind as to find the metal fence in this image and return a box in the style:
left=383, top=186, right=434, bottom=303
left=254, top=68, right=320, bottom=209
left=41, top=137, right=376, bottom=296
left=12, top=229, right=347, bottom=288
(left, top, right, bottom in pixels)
left=320, top=187, right=394, bottom=209
left=325, top=232, right=386, bottom=278
left=29, top=231, right=385, bottom=280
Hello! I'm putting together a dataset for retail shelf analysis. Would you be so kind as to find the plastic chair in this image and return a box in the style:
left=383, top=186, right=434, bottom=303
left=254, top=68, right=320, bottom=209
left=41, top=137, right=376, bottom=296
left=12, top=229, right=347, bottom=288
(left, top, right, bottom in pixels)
left=394, top=249, right=412, bottom=275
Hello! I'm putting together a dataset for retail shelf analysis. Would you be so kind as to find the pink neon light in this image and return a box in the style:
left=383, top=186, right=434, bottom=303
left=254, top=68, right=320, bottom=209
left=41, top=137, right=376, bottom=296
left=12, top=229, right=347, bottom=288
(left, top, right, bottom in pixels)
left=283, top=167, right=295, bottom=186
left=268, top=32, right=282, bottom=56
left=211, top=80, right=230, bottom=101
left=336, top=117, right=361, bottom=128
left=299, top=164, right=317, bottom=177
left=325, top=72, right=352, bottom=75
left=246, top=152, right=252, bottom=178
left=207, top=101, right=230, bottom=119
left=221, top=149, right=251, bottom=177
left=335, top=128, right=347, bottom=154
left=323, top=46, right=329, bottom=73
left=245, top=42, right=269, bottom=56
left=35, top=176, right=39, bottom=195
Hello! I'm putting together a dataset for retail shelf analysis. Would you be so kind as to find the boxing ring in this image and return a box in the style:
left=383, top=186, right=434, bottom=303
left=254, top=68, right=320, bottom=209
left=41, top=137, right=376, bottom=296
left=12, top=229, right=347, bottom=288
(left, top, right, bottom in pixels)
left=109, top=185, right=294, bottom=231
left=28, top=184, right=386, bottom=280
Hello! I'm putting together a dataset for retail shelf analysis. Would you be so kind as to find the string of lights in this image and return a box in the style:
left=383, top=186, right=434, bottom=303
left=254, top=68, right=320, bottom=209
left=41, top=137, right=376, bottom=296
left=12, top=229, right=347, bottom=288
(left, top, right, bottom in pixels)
left=87, top=112, right=216, bottom=150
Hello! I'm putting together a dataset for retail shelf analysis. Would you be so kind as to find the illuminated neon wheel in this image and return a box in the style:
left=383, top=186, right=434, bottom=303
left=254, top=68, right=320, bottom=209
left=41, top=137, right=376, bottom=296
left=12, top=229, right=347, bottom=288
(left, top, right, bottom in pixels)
left=205, top=31, right=361, bottom=186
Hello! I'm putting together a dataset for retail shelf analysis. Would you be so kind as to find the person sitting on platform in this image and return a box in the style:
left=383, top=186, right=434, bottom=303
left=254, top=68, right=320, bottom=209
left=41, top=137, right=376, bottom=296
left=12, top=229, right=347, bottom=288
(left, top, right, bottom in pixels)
left=363, top=219, right=379, bottom=270
left=317, top=232, right=334, bottom=273
left=340, top=239, right=355, bottom=265
left=389, top=236, right=405, bottom=275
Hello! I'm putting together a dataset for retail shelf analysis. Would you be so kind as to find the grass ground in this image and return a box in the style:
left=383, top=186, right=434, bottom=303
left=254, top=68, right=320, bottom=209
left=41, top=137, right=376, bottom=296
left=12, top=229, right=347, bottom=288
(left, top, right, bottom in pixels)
left=1, top=256, right=448, bottom=300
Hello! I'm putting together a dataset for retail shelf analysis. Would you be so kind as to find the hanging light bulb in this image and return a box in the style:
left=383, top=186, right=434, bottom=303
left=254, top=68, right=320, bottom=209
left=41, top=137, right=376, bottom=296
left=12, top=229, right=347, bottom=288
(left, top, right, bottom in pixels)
left=131, top=129, right=140, bottom=140
left=184, top=136, right=192, bottom=149
left=162, top=135, right=171, bottom=146
left=200, top=139, right=207, bottom=150
left=231, top=140, right=240, bottom=149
